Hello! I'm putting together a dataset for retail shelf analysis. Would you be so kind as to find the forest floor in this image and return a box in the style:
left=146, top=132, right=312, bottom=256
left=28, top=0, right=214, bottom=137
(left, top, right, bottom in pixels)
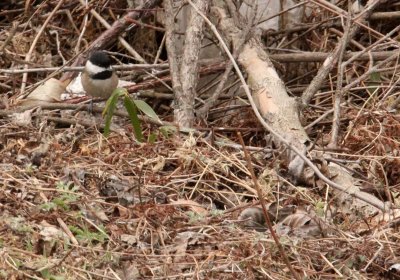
left=1, top=99, right=399, bottom=280
left=1, top=1, right=400, bottom=279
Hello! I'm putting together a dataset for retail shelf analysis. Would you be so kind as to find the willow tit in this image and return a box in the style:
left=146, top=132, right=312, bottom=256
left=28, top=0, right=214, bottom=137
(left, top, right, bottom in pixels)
left=81, top=51, right=118, bottom=101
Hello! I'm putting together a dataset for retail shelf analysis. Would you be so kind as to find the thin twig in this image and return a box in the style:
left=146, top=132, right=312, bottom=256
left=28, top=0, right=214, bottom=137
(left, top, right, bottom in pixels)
left=237, top=132, right=301, bottom=280
left=0, top=21, right=19, bottom=53
left=329, top=13, right=351, bottom=148
left=2, top=50, right=398, bottom=74
left=0, top=63, right=169, bottom=74
left=78, top=0, right=146, bottom=63
left=302, top=0, right=382, bottom=106
left=189, top=0, right=388, bottom=212
left=60, top=0, right=162, bottom=82
left=196, top=0, right=251, bottom=118
left=20, top=0, right=65, bottom=95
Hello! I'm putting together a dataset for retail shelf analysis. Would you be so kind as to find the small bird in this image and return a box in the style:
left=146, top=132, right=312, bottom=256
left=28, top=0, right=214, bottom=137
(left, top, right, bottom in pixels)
left=81, top=51, right=118, bottom=103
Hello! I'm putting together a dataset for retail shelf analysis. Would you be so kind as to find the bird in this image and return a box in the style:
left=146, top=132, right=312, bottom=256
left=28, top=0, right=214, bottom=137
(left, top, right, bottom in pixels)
left=81, top=51, right=118, bottom=107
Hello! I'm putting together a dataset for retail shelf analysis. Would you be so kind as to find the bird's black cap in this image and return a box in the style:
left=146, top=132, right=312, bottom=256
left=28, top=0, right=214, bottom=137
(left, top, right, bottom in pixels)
left=88, top=51, right=112, bottom=68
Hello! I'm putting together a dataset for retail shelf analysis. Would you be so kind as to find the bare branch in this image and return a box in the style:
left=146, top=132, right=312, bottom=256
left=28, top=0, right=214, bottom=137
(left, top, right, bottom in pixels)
left=301, top=0, right=382, bottom=106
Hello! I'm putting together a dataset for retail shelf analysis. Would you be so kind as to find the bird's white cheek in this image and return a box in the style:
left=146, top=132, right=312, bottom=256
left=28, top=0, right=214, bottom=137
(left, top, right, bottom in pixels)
left=85, top=60, right=108, bottom=75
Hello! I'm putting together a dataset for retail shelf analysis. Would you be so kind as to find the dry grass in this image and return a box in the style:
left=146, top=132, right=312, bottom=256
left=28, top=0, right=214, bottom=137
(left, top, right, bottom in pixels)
left=0, top=1, right=400, bottom=279
left=1, top=122, right=396, bottom=279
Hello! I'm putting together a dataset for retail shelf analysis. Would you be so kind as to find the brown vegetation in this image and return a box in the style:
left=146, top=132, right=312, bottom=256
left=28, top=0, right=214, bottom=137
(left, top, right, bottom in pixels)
left=0, top=0, right=400, bottom=279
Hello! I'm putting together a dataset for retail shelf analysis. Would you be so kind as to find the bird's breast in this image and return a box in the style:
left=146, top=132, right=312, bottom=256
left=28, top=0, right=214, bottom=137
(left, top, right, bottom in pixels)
left=81, top=72, right=118, bottom=99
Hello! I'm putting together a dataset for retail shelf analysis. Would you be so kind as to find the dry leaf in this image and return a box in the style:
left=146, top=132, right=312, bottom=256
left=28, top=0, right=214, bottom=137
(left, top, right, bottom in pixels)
left=38, top=221, right=68, bottom=257
left=238, top=203, right=297, bottom=231
left=120, top=263, right=140, bottom=280
left=277, top=210, right=324, bottom=238
left=40, top=224, right=67, bottom=241
left=80, top=204, right=110, bottom=223
left=11, top=109, right=34, bottom=126
left=172, top=231, right=205, bottom=264
left=121, top=234, right=137, bottom=245
left=20, top=78, right=65, bottom=105
left=238, top=207, right=268, bottom=231
left=152, top=156, right=165, bottom=172
left=170, top=199, right=208, bottom=215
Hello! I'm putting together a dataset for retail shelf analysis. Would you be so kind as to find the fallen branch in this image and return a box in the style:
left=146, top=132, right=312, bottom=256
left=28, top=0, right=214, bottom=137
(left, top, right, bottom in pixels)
left=192, top=0, right=389, bottom=212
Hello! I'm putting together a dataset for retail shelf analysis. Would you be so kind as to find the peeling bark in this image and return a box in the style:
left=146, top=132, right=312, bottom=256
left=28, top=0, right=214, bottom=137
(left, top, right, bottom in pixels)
left=212, top=2, right=309, bottom=179
left=164, top=0, right=210, bottom=128
left=210, top=1, right=388, bottom=212
left=238, top=39, right=308, bottom=147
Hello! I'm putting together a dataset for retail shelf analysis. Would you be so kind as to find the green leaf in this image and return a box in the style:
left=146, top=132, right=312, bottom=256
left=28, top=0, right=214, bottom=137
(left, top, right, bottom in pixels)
left=124, top=96, right=144, bottom=142
left=103, top=89, right=124, bottom=137
left=366, top=72, right=381, bottom=95
left=159, top=125, right=177, bottom=138
left=133, top=99, right=160, bottom=122
left=40, top=269, right=51, bottom=279
left=148, top=132, right=157, bottom=144
left=103, top=88, right=125, bottom=115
